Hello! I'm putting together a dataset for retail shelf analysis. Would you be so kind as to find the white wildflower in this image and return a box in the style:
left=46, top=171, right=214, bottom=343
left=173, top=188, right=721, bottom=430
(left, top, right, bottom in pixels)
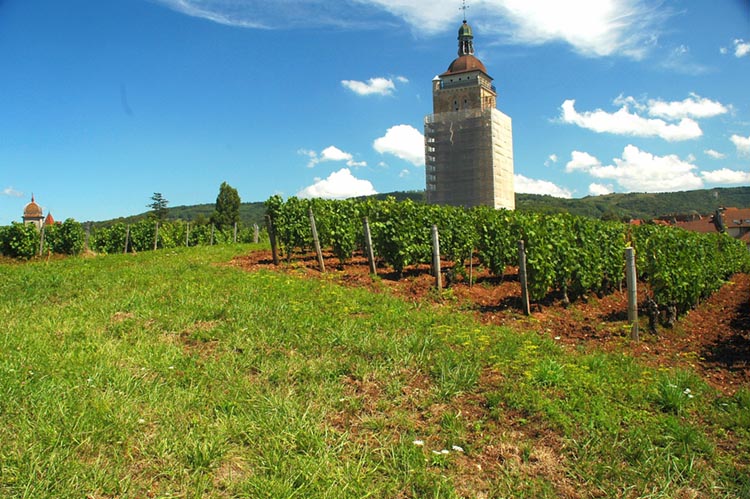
left=412, top=440, right=424, bottom=446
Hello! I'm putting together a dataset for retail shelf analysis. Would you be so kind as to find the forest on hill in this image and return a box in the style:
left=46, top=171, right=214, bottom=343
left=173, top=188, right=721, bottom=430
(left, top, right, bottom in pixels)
left=90, top=186, right=750, bottom=228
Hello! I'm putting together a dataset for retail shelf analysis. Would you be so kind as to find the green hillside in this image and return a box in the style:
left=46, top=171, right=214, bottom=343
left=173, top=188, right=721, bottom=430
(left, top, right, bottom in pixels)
left=90, top=186, right=750, bottom=228
left=516, top=186, right=750, bottom=220
left=91, top=202, right=268, bottom=229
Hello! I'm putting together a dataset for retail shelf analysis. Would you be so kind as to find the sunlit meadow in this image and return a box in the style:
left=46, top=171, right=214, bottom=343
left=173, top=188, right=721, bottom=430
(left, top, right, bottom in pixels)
left=1, top=245, right=748, bottom=498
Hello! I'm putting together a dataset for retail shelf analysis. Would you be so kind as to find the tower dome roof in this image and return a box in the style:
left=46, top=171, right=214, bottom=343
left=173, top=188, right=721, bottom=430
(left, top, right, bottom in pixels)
left=442, top=54, right=488, bottom=76
left=458, top=20, right=473, bottom=39
left=23, top=196, right=43, bottom=218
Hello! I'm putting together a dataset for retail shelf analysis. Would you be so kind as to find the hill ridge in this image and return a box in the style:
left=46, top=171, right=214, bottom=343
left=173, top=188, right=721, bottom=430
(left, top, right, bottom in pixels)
left=91, top=186, right=750, bottom=228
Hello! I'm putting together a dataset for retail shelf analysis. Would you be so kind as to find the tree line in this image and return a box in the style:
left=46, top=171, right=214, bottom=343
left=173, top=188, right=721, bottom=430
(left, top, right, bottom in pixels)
left=0, top=182, right=253, bottom=258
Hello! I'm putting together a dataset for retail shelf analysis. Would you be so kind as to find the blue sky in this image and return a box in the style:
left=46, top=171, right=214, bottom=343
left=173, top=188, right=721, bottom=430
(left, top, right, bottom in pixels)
left=1, top=0, right=749, bottom=224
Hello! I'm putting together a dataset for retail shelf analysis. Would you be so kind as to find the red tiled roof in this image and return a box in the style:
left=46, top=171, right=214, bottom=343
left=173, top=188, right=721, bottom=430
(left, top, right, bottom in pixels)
left=675, top=218, right=718, bottom=234
left=721, top=207, right=750, bottom=229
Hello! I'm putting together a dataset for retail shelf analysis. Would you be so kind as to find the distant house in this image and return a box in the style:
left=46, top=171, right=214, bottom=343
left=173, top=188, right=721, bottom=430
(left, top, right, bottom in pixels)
left=674, top=207, right=750, bottom=247
left=717, top=207, right=750, bottom=240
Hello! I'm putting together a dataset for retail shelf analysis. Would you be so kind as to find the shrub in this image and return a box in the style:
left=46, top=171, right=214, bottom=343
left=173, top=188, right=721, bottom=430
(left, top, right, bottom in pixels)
left=46, top=219, right=86, bottom=255
left=0, top=222, right=39, bottom=259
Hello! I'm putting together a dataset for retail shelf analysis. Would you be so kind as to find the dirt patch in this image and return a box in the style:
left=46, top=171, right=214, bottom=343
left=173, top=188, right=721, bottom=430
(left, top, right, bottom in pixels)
left=231, top=250, right=750, bottom=393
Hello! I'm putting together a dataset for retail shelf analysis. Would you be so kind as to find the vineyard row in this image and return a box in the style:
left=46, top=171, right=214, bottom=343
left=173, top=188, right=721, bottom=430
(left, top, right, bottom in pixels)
left=0, top=219, right=264, bottom=259
left=265, top=196, right=750, bottom=319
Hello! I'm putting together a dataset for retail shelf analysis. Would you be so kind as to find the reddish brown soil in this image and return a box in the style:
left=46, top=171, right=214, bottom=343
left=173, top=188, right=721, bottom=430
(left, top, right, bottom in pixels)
left=232, top=250, right=750, bottom=393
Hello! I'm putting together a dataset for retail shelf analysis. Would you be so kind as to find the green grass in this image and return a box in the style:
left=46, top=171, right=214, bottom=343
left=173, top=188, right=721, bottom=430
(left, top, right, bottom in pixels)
left=1, top=245, right=748, bottom=498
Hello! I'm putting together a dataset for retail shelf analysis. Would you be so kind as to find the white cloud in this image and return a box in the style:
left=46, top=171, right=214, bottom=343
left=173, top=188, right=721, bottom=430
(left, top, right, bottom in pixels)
left=320, top=145, right=352, bottom=162
left=2, top=187, right=23, bottom=198
left=704, top=149, right=726, bottom=159
left=341, top=76, right=407, bottom=96
left=701, top=169, right=750, bottom=185
left=373, top=124, right=425, bottom=166
left=398, top=169, right=410, bottom=178
left=152, top=1, right=668, bottom=59
left=561, top=99, right=703, bottom=141
left=514, top=174, right=572, bottom=198
left=299, top=145, right=367, bottom=168
left=490, top=0, right=667, bottom=59
left=150, top=0, right=269, bottom=28
left=369, top=0, right=671, bottom=59
left=566, top=150, right=601, bottom=172
left=588, top=183, right=614, bottom=196
left=297, top=168, right=377, bottom=199
left=734, top=39, right=750, bottom=58
left=731, top=134, right=750, bottom=155
left=659, top=45, right=709, bottom=75
left=151, top=0, right=388, bottom=29
left=568, top=145, right=703, bottom=192
left=647, top=94, right=728, bottom=120
left=544, top=154, right=558, bottom=167
left=298, top=149, right=318, bottom=166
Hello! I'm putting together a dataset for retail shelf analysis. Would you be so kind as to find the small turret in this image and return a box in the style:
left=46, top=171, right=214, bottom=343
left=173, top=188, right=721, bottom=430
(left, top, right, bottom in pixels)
left=458, top=20, right=474, bottom=56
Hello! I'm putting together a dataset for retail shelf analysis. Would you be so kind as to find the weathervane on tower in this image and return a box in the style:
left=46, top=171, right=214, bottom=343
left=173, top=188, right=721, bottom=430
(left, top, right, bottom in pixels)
left=460, top=0, right=469, bottom=22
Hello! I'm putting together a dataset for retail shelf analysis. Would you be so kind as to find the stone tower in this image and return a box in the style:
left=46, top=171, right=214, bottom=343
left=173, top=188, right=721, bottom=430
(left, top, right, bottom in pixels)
left=424, top=19, right=514, bottom=209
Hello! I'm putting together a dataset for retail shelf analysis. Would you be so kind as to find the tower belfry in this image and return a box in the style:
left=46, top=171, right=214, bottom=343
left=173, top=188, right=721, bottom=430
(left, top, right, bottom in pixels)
left=424, top=13, right=515, bottom=209
left=458, top=1, right=473, bottom=56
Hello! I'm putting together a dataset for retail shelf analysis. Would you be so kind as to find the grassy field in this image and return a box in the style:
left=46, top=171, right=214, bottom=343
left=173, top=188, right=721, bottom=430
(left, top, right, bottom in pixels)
left=1, top=245, right=748, bottom=498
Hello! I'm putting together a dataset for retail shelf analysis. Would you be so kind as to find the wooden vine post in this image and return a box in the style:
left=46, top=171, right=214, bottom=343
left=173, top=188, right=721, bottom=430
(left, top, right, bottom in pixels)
left=233, top=222, right=238, bottom=243
left=266, top=215, right=279, bottom=265
left=469, top=249, right=474, bottom=287
left=38, top=225, right=46, bottom=256
left=432, top=224, right=442, bottom=291
left=210, top=225, right=215, bottom=246
left=518, top=240, right=530, bottom=315
left=185, top=222, right=190, bottom=247
left=308, top=207, right=325, bottom=273
left=124, top=225, right=130, bottom=254
left=253, top=223, right=259, bottom=244
left=625, top=246, right=639, bottom=341
left=362, top=217, right=377, bottom=275
left=153, top=221, right=159, bottom=251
